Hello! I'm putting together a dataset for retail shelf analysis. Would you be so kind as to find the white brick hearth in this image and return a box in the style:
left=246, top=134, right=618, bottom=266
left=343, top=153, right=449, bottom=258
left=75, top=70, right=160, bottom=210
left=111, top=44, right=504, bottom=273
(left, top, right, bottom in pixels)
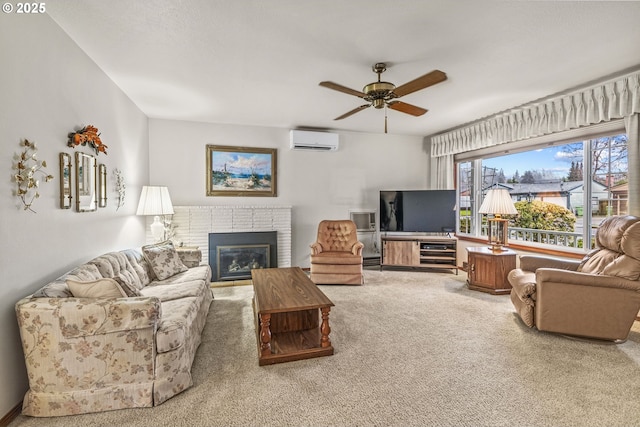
left=144, top=205, right=292, bottom=268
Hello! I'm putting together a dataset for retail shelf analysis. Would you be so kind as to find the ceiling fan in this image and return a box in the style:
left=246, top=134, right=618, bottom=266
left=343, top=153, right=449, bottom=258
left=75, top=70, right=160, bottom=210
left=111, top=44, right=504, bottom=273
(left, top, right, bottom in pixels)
left=319, top=62, right=447, bottom=133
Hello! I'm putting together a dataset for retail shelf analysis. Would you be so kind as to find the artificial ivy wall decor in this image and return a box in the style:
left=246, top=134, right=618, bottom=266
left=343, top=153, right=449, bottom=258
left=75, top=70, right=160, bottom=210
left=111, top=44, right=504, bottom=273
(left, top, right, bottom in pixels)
left=113, top=168, right=125, bottom=210
left=12, top=139, right=54, bottom=213
left=67, top=125, right=108, bottom=155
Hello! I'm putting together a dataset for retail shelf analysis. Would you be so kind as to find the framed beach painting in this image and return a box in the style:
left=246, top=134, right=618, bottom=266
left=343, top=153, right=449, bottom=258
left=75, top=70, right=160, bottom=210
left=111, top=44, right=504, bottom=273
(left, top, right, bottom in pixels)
left=206, top=145, right=277, bottom=197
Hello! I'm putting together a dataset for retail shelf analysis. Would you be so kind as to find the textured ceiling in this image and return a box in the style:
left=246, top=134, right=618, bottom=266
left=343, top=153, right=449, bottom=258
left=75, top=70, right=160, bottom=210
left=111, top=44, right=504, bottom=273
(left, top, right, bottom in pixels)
left=47, top=0, right=640, bottom=136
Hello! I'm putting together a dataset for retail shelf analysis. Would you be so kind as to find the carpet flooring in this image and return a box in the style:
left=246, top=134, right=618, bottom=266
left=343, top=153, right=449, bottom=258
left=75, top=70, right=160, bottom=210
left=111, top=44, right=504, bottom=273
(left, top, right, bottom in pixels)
left=9, top=269, right=640, bottom=427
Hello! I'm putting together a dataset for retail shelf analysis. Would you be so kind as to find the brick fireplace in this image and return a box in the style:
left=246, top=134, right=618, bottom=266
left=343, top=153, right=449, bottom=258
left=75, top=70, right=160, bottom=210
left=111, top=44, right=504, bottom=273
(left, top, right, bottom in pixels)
left=152, top=205, right=292, bottom=271
left=209, top=231, right=278, bottom=281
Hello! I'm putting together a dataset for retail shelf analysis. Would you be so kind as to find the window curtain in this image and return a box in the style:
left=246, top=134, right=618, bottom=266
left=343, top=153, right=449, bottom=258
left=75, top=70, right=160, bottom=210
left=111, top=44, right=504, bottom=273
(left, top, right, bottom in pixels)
left=624, top=114, right=640, bottom=216
left=428, top=69, right=640, bottom=192
left=430, top=70, right=640, bottom=157
left=429, top=153, right=454, bottom=189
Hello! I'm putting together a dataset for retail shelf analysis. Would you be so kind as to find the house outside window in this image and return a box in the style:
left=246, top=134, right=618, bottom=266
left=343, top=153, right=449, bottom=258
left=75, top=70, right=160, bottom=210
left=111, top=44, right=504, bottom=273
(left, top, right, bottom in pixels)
left=456, top=131, right=628, bottom=250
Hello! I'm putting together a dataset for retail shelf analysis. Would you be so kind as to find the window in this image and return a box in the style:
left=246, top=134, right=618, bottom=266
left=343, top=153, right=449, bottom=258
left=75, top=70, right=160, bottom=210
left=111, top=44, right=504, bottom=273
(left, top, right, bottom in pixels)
left=456, top=131, right=628, bottom=251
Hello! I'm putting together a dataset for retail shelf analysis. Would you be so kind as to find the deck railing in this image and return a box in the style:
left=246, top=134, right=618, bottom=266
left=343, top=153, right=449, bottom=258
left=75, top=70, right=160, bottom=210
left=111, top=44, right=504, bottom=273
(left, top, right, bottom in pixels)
left=459, top=217, right=594, bottom=248
left=507, top=226, right=585, bottom=248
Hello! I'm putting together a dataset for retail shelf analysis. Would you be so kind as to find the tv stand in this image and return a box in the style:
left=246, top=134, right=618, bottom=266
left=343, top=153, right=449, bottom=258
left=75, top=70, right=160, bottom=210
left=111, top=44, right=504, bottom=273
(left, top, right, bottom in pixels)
left=380, top=235, right=457, bottom=274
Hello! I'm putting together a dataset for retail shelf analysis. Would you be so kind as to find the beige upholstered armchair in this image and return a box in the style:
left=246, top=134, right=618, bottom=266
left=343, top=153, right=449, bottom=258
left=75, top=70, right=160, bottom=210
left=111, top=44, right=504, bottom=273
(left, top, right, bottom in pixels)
left=508, top=215, right=640, bottom=342
left=310, top=220, right=364, bottom=285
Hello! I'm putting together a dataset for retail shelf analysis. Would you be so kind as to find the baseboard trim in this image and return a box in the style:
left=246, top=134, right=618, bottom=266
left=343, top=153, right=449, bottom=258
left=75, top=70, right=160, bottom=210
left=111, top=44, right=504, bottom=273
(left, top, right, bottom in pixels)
left=0, top=401, right=22, bottom=427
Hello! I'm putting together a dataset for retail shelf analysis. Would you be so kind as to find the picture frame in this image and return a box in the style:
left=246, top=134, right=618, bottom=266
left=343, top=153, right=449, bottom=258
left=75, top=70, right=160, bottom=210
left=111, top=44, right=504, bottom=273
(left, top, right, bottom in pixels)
left=206, top=145, right=277, bottom=197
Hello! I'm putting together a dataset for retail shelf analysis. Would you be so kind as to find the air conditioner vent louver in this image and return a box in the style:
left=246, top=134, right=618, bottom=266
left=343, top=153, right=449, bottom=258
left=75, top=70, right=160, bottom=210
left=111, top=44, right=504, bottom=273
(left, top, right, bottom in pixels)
left=292, top=145, right=334, bottom=151
left=290, top=130, right=339, bottom=151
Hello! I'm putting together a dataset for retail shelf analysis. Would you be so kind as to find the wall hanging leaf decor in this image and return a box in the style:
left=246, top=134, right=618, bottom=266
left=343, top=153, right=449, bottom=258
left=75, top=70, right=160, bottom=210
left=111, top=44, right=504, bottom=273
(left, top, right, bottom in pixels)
left=67, top=125, right=108, bottom=155
left=12, top=139, right=54, bottom=213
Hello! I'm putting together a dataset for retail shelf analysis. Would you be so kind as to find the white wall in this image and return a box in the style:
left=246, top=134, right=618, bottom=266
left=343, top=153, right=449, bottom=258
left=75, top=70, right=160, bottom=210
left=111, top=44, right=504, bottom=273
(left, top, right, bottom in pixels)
left=149, top=119, right=429, bottom=266
left=0, top=15, right=149, bottom=415
left=0, top=13, right=430, bottom=418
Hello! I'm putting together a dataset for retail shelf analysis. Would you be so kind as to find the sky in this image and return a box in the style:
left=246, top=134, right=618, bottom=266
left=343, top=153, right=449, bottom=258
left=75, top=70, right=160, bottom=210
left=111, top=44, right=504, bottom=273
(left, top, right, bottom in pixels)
left=483, top=145, right=581, bottom=181
left=211, top=151, right=272, bottom=175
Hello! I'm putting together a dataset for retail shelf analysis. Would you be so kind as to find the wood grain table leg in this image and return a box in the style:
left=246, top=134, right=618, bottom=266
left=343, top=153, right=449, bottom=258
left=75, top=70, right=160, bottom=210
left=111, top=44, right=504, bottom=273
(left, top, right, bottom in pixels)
left=259, top=313, right=272, bottom=357
left=320, top=307, right=331, bottom=348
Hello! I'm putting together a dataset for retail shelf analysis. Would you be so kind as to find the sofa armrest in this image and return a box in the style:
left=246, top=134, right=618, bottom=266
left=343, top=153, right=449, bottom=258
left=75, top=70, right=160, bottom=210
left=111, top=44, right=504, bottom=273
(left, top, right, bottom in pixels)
left=16, top=296, right=161, bottom=395
left=536, top=268, right=640, bottom=291
left=519, top=255, right=581, bottom=273
left=352, top=241, right=364, bottom=256
left=17, top=296, right=161, bottom=338
left=310, top=242, right=323, bottom=255
left=176, top=247, right=202, bottom=268
left=508, top=269, right=537, bottom=299
left=534, top=268, right=640, bottom=340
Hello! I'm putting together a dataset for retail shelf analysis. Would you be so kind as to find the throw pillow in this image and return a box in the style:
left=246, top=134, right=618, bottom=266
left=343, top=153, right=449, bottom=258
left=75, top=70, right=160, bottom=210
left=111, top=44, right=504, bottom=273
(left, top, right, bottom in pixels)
left=142, top=240, right=188, bottom=281
left=66, top=278, right=128, bottom=298
left=113, top=276, right=142, bottom=297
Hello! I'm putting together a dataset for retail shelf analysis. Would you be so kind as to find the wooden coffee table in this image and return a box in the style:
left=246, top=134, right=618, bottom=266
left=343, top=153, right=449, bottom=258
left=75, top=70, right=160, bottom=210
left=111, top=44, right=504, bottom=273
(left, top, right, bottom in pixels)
left=251, top=267, right=334, bottom=366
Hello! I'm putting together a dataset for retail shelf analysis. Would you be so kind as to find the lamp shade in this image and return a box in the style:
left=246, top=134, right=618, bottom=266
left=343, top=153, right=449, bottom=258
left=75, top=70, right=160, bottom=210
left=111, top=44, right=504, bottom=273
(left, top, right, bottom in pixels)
left=136, top=186, right=174, bottom=216
left=478, top=188, right=518, bottom=215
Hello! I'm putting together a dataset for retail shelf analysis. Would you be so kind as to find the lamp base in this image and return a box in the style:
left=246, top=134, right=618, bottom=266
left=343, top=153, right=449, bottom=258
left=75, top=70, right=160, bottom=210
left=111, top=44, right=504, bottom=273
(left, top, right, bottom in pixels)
left=150, top=215, right=165, bottom=242
left=487, top=217, right=509, bottom=251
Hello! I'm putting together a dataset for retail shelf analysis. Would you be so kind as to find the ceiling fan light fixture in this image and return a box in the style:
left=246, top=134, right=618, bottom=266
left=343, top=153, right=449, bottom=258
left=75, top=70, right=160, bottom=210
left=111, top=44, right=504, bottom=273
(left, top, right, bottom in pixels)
left=372, top=98, right=386, bottom=109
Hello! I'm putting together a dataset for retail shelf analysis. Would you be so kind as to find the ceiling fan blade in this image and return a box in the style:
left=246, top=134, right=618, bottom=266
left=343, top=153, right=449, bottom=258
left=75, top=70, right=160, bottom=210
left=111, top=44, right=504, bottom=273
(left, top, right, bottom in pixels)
left=392, top=70, right=447, bottom=98
left=387, top=101, right=428, bottom=116
left=319, top=81, right=367, bottom=98
left=334, top=104, right=371, bottom=120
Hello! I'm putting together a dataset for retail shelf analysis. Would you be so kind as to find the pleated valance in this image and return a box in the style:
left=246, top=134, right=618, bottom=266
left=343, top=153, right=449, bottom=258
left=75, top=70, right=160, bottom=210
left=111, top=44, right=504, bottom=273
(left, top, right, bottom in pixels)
left=430, top=70, right=640, bottom=157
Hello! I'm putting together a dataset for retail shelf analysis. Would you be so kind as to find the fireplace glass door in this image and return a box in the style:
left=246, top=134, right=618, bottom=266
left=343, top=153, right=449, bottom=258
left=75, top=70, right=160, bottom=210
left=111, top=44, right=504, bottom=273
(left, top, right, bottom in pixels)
left=217, top=244, right=270, bottom=280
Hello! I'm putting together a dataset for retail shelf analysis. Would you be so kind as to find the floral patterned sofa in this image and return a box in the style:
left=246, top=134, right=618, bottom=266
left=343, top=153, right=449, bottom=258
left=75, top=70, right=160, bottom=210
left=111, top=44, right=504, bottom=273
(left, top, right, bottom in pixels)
left=15, top=241, right=213, bottom=417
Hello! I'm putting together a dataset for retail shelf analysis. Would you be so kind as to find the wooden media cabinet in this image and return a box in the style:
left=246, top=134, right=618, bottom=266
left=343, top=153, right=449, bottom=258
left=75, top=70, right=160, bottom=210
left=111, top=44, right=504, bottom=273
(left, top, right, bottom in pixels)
left=380, top=235, right=458, bottom=274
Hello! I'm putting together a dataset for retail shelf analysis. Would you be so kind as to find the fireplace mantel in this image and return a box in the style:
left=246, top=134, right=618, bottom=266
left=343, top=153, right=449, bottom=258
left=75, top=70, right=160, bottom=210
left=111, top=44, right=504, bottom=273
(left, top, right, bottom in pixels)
left=144, top=205, right=292, bottom=268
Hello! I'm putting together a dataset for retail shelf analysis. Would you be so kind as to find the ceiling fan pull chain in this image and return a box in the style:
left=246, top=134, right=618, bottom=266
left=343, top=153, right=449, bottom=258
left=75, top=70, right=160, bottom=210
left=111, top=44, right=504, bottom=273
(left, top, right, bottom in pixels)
left=384, top=105, right=388, bottom=134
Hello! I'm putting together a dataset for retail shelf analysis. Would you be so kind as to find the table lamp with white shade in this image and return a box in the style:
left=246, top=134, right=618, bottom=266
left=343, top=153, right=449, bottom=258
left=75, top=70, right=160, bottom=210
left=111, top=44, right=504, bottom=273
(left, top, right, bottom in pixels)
left=478, top=188, right=518, bottom=251
left=136, top=186, right=174, bottom=242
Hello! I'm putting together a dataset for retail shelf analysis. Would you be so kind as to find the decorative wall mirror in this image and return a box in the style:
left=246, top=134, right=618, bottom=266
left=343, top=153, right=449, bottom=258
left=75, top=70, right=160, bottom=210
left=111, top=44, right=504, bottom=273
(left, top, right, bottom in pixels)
left=59, top=152, right=72, bottom=209
left=75, top=152, right=97, bottom=212
left=98, top=164, right=107, bottom=208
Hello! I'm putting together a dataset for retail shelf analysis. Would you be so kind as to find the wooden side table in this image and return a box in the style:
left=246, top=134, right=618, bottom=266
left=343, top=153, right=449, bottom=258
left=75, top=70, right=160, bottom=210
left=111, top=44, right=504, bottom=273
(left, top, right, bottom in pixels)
left=466, top=246, right=516, bottom=295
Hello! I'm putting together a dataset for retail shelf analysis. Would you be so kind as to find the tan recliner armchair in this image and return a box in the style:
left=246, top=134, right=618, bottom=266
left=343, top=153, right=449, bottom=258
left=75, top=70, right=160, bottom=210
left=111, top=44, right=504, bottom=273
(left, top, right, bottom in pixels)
left=310, top=220, right=364, bottom=285
left=508, top=215, right=640, bottom=342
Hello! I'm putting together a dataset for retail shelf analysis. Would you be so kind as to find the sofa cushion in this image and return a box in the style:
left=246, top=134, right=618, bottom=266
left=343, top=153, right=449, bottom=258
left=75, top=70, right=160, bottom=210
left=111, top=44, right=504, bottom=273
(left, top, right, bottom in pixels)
left=596, top=215, right=640, bottom=255
left=32, top=278, right=72, bottom=298
left=122, top=249, right=153, bottom=288
left=621, top=221, right=640, bottom=260
left=142, top=241, right=188, bottom=281
left=67, top=264, right=104, bottom=282
left=33, top=264, right=104, bottom=298
left=141, top=280, right=206, bottom=302
left=601, top=255, right=640, bottom=281
left=66, top=278, right=128, bottom=298
left=151, top=265, right=212, bottom=286
left=113, top=276, right=142, bottom=297
left=89, top=252, right=142, bottom=288
left=156, top=297, right=201, bottom=353
left=310, top=251, right=362, bottom=265
left=578, top=248, right=618, bottom=275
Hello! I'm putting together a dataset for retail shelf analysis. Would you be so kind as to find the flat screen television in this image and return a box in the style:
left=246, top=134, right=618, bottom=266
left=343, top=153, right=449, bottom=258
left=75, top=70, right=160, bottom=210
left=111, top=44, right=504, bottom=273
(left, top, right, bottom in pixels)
left=379, top=190, right=456, bottom=233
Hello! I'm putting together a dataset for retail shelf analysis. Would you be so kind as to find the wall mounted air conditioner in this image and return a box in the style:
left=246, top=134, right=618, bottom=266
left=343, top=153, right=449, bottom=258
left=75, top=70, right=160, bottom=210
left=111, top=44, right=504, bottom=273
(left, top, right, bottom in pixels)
left=349, top=210, right=377, bottom=232
left=289, top=130, right=339, bottom=151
